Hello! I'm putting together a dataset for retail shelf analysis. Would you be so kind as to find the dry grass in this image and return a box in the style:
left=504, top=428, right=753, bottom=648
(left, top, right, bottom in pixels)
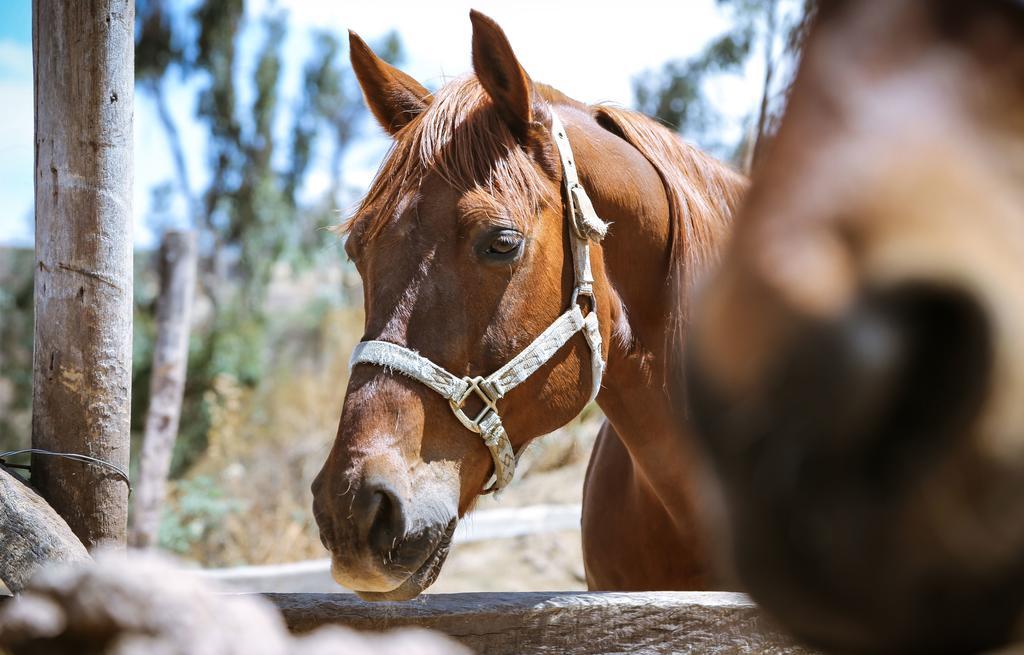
left=162, top=303, right=362, bottom=566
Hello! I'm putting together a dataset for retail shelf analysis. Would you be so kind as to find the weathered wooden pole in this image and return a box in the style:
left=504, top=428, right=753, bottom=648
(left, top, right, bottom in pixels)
left=31, top=0, right=135, bottom=549
left=130, top=230, right=196, bottom=549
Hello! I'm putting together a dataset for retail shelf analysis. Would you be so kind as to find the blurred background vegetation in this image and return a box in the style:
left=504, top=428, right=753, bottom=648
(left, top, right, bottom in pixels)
left=0, top=0, right=811, bottom=569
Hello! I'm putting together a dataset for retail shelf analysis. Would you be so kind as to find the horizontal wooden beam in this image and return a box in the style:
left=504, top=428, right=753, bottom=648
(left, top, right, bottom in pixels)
left=264, top=591, right=818, bottom=654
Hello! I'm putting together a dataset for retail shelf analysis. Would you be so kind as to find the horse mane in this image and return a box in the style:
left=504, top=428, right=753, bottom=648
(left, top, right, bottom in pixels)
left=592, top=105, right=747, bottom=341
left=344, top=75, right=554, bottom=240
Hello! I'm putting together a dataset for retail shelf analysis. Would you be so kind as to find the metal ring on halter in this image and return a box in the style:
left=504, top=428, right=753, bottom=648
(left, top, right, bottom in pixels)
left=570, top=285, right=597, bottom=314
left=448, top=375, right=500, bottom=434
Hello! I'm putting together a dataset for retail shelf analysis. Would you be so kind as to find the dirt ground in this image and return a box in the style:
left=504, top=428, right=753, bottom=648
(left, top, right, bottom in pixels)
left=428, top=415, right=599, bottom=594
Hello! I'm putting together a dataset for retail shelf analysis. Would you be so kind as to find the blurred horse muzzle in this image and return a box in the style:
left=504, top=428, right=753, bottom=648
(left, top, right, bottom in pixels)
left=685, top=281, right=1005, bottom=652
left=688, top=281, right=992, bottom=486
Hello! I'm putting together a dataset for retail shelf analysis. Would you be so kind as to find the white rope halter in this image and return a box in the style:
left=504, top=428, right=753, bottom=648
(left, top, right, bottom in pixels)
left=349, top=110, right=608, bottom=493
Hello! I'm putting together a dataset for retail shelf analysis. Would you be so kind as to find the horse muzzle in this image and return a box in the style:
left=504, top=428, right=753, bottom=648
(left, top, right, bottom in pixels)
left=311, top=456, right=458, bottom=600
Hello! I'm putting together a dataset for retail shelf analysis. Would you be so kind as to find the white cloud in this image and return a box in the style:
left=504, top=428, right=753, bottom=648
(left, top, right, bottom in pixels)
left=0, top=39, right=31, bottom=81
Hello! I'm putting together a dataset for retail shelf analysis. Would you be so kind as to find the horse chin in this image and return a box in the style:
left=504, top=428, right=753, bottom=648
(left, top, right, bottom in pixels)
left=354, top=518, right=457, bottom=602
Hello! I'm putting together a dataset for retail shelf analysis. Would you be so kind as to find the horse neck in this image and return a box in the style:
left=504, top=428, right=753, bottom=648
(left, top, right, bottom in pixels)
left=562, top=110, right=671, bottom=358
left=565, top=105, right=734, bottom=515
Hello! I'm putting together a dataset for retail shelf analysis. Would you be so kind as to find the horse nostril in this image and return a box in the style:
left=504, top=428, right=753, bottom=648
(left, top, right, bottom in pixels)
left=851, top=283, right=992, bottom=476
left=688, top=281, right=992, bottom=490
left=361, top=481, right=407, bottom=556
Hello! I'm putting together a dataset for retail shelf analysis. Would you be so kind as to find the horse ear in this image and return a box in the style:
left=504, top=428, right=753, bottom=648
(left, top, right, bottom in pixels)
left=470, top=10, right=534, bottom=136
left=349, top=30, right=432, bottom=136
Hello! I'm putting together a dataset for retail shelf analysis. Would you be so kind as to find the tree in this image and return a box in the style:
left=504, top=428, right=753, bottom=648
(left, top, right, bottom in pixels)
left=136, top=1, right=405, bottom=307
left=132, top=1, right=406, bottom=477
left=286, top=29, right=404, bottom=260
left=634, top=28, right=755, bottom=148
left=130, top=230, right=197, bottom=549
left=633, top=0, right=814, bottom=168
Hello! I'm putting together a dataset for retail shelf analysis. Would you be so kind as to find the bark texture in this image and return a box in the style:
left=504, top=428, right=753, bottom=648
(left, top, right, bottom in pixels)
left=0, top=555, right=466, bottom=655
left=31, top=0, right=135, bottom=548
left=268, top=591, right=820, bottom=654
left=129, top=230, right=197, bottom=549
left=0, top=465, right=90, bottom=594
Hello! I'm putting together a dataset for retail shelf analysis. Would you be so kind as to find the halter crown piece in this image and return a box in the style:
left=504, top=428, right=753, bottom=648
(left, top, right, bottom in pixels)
left=349, top=110, right=607, bottom=494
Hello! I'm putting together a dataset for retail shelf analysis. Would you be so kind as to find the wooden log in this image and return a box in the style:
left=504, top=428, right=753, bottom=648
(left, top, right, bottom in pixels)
left=0, top=465, right=89, bottom=594
left=265, top=591, right=819, bottom=654
left=130, top=230, right=197, bottom=549
left=32, top=0, right=134, bottom=548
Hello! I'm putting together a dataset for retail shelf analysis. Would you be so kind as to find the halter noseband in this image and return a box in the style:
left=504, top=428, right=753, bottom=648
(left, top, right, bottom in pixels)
left=349, top=110, right=608, bottom=493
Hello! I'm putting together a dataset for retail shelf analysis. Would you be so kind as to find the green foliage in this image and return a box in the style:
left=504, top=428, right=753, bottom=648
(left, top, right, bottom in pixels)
left=130, top=294, right=157, bottom=433
left=126, top=1, right=412, bottom=477
left=633, top=0, right=812, bottom=164
left=142, top=3, right=402, bottom=306
left=0, top=248, right=35, bottom=452
left=634, top=29, right=753, bottom=139
left=203, top=311, right=267, bottom=386
left=157, top=475, right=244, bottom=556
left=135, top=0, right=408, bottom=294
left=135, top=0, right=182, bottom=81
left=284, top=29, right=405, bottom=267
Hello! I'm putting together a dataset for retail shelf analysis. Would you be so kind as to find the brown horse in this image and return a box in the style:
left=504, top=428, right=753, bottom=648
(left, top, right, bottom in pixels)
left=311, top=11, right=745, bottom=600
left=686, top=0, right=1024, bottom=652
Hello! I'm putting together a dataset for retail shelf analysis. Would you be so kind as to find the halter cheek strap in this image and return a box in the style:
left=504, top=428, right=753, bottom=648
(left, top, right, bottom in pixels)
left=349, top=109, right=608, bottom=493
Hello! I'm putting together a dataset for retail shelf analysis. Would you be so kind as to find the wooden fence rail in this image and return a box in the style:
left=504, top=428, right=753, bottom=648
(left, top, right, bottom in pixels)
left=264, top=591, right=818, bottom=654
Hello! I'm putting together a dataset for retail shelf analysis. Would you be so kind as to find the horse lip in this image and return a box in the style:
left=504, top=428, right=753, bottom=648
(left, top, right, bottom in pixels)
left=355, top=517, right=457, bottom=602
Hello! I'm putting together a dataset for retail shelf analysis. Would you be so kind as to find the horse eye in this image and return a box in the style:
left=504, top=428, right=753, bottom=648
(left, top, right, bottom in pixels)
left=483, top=230, right=524, bottom=259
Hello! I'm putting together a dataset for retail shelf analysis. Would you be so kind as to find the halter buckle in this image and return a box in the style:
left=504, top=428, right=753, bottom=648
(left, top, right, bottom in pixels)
left=449, top=376, right=500, bottom=434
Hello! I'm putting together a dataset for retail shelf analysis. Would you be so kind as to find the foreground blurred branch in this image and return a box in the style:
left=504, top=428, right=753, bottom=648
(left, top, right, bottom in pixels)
left=130, top=231, right=198, bottom=549
left=0, top=464, right=90, bottom=593
left=0, top=554, right=467, bottom=654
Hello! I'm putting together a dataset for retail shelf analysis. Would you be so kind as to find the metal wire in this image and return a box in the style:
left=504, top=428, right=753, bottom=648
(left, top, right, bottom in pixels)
left=0, top=448, right=132, bottom=495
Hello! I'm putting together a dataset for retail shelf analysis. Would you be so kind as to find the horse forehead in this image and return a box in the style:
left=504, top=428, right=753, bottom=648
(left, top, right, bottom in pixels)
left=412, top=181, right=535, bottom=232
left=455, top=188, right=517, bottom=226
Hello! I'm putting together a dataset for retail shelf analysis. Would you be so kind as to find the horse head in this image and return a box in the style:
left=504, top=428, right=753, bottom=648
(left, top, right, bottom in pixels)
left=311, top=11, right=618, bottom=600
left=686, top=1, right=1024, bottom=651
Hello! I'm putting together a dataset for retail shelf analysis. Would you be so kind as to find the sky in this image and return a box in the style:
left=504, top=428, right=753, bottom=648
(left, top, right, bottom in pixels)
left=0, top=0, right=763, bottom=248
left=0, top=1, right=34, bottom=246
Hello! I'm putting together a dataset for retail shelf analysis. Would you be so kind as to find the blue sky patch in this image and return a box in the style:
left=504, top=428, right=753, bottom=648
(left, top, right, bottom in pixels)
left=0, top=1, right=31, bottom=45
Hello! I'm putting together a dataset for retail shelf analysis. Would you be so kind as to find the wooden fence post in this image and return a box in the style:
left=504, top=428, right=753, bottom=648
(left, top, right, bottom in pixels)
left=31, top=0, right=135, bottom=549
left=130, top=230, right=197, bottom=549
